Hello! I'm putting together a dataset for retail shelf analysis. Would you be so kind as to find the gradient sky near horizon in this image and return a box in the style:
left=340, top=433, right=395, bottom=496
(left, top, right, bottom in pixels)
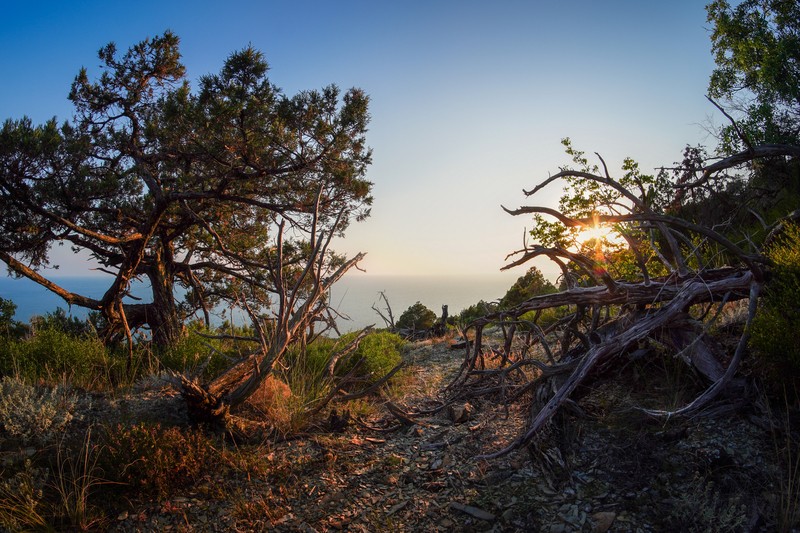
left=1, top=1, right=723, bottom=283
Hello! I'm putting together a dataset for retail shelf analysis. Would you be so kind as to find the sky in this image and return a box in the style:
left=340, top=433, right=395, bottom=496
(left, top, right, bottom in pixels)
left=0, top=1, right=723, bottom=284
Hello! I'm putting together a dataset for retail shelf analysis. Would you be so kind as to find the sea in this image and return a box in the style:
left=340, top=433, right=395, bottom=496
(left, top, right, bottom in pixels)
left=0, top=274, right=517, bottom=333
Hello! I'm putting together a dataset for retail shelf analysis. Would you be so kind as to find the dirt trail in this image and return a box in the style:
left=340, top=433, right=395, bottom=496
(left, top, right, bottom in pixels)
left=108, top=339, right=784, bottom=532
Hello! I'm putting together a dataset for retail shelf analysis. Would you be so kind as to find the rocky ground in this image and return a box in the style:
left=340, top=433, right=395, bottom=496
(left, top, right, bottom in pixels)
left=3, top=337, right=792, bottom=532
left=92, top=338, right=794, bottom=532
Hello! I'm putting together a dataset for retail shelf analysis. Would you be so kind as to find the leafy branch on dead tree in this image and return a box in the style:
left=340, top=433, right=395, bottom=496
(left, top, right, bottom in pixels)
left=447, top=141, right=797, bottom=459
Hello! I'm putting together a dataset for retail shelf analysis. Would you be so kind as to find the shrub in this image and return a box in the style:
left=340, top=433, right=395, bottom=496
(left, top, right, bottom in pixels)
left=0, top=375, right=77, bottom=445
left=517, top=306, right=570, bottom=331
left=750, top=223, right=800, bottom=375
left=31, top=308, right=94, bottom=337
left=0, top=327, right=116, bottom=388
left=342, top=331, right=405, bottom=381
left=457, top=300, right=498, bottom=326
left=271, top=331, right=406, bottom=432
left=499, top=266, right=556, bottom=309
left=0, top=297, right=26, bottom=339
left=301, top=337, right=337, bottom=377
left=158, top=329, right=229, bottom=380
left=304, top=331, right=405, bottom=385
left=99, top=422, right=216, bottom=499
left=396, top=302, right=437, bottom=331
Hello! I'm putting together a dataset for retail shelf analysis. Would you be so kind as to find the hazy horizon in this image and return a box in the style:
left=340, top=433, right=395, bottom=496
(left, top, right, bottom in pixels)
left=0, top=272, right=521, bottom=332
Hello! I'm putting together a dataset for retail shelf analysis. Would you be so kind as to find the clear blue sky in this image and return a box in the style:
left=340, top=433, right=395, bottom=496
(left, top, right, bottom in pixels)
left=0, top=1, right=721, bottom=282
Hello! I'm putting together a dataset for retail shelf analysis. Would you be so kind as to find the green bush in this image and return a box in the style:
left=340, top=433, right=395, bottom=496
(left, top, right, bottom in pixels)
left=518, top=306, right=570, bottom=331
left=30, top=308, right=94, bottom=338
left=396, top=302, right=437, bottom=331
left=750, top=223, right=800, bottom=374
left=0, top=327, right=116, bottom=387
left=457, top=300, right=498, bottom=325
left=303, top=331, right=404, bottom=385
left=499, top=267, right=556, bottom=309
left=0, top=297, right=26, bottom=339
left=301, top=337, right=338, bottom=377
left=341, top=331, right=404, bottom=381
left=158, top=328, right=229, bottom=380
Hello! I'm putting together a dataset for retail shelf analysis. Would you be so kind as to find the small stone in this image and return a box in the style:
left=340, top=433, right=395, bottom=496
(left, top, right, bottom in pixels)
left=448, top=403, right=474, bottom=423
left=117, top=511, right=129, bottom=521
left=592, top=511, right=616, bottom=533
left=387, top=500, right=408, bottom=516
left=449, top=502, right=495, bottom=521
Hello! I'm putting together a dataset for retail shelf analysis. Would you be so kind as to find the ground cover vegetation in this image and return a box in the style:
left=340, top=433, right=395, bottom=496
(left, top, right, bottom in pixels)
left=0, top=0, right=799, bottom=529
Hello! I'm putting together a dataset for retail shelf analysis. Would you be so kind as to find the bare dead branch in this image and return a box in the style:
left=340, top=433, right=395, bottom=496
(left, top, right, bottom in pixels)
left=675, top=144, right=800, bottom=190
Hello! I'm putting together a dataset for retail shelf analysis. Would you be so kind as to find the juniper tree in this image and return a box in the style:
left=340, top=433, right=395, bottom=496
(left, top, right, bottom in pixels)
left=0, top=33, right=373, bottom=352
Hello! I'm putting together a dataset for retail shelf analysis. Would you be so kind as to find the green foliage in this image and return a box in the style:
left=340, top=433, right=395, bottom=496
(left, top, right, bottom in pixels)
left=275, top=330, right=405, bottom=430
left=158, top=326, right=230, bottom=380
left=457, top=300, right=498, bottom=326
left=707, top=0, right=800, bottom=148
left=31, top=308, right=95, bottom=338
left=750, top=223, right=800, bottom=374
left=342, top=331, right=404, bottom=380
left=396, top=302, right=437, bottom=331
left=304, top=331, right=405, bottom=385
left=0, top=297, right=26, bottom=339
left=499, top=267, right=556, bottom=309
left=527, top=139, right=672, bottom=283
left=300, top=337, right=338, bottom=377
left=0, top=376, right=77, bottom=445
left=518, top=307, right=570, bottom=331
left=0, top=327, right=118, bottom=388
left=99, top=423, right=216, bottom=499
left=684, top=1, right=800, bottom=257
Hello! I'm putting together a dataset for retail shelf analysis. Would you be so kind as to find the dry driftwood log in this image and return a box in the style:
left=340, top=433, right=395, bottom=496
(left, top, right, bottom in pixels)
left=446, top=143, right=798, bottom=459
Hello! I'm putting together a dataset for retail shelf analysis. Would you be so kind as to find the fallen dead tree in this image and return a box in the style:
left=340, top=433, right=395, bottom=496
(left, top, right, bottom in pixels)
left=447, top=142, right=798, bottom=459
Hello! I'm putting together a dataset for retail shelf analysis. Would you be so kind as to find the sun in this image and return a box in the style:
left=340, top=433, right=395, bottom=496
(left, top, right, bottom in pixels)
left=577, top=225, right=611, bottom=244
left=575, top=222, right=625, bottom=248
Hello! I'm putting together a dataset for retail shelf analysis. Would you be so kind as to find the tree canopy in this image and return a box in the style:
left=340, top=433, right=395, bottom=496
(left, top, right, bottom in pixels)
left=396, top=302, right=437, bottom=332
left=0, top=32, right=373, bottom=350
left=499, top=266, right=555, bottom=309
left=707, top=0, right=800, bottom=149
